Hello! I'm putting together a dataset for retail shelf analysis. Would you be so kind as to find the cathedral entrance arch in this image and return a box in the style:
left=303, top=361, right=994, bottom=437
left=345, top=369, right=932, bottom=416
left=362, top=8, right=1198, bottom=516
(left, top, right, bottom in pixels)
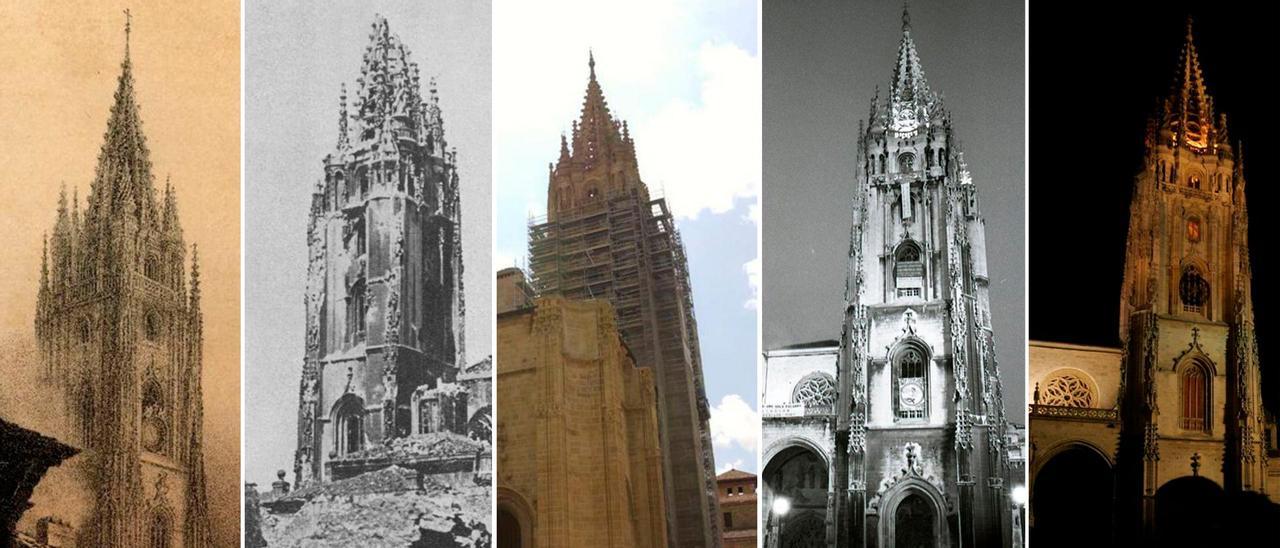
left=1030, top=442, right=1112, bottom=548
left=1154, top=476, right=1223, bottom=546
left=894, top=493, right=933, bottom=548
left=764, top=443, right=831, bottom=547
left=877, top=478, right=947, bottom=548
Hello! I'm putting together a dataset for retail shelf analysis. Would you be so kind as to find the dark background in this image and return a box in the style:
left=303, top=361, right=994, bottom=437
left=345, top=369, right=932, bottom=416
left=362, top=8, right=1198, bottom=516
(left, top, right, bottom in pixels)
left=1029, top=3, right=1280, bottom=412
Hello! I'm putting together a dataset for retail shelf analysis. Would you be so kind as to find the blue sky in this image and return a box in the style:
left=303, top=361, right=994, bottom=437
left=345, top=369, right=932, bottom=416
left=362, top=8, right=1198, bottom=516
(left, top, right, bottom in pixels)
left=494, top=0, right=760, bottom=474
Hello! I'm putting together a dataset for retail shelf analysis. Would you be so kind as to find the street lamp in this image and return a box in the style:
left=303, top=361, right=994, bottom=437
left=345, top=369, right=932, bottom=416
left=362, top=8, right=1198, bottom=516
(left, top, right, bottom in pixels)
left=772, top=496, right=792, bottom=516
left=768, top=496, right=791, bottom=548
left=1011, top=485, right=1027, bottom=548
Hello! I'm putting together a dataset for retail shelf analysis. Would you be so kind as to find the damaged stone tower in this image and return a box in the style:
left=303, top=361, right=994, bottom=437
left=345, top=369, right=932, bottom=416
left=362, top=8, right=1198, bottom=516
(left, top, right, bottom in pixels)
left=527, top=55, right=721, bottom=548
left=294, top=16, right=466, bottom=486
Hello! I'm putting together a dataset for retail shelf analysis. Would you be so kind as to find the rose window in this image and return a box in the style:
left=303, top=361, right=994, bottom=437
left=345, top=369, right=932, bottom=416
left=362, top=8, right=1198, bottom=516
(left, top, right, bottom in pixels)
left=793, top=375, right=836, bottom=407
left=1042, top=374, right=1094, bottom=408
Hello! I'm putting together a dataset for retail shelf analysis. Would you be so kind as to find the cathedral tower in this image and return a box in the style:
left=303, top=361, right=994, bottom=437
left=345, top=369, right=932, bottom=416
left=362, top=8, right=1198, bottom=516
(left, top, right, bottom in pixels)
left=527, top=55, right=722, bottom=547
left=839, top=8, right=1013, bottom=547
left=33, top=18, right=213, bottom=548
left=293, top=16, right=466, bottom=486
left=1113, top=20, right=1267, bottom=542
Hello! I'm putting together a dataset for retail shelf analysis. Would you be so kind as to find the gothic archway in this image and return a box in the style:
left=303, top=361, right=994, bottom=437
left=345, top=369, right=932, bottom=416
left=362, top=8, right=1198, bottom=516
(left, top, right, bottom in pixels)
left=1155, top=476, right=1223, bottom=546
left=877, top=478, right=948, bottom=548
left=147, top=507, right=174, bottom=548
left=764, top=443, right=830, bottom=547
left=1030, top=443, right=1112, bottom=548
left=894, top=492, right=934, bottom=548
left=496, top=487, right=534, bottom=548
left=331, top=394, right=365, bottom=456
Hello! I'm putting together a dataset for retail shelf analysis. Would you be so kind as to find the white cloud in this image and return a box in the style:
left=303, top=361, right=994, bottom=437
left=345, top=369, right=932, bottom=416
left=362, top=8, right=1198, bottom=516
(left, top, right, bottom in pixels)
left=718, top=458, right=746, bottom=475
left=743, top=257, right=761, bottom=310
left=494, top=0, right=683, bottom=140
left=633, top=43, right=762, bottom=220
left=709, top=393, right=759, bottom=453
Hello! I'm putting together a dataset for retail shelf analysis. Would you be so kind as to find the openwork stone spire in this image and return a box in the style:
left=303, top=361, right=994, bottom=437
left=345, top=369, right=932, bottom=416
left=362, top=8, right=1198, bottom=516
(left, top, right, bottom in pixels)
left=86, top=10, right=158, bottom=229
left=1164, top=18, right=1226, bottom=152
left=887, top=3, right=940, bottom=134
left=568, top=52, right=631, bottom=171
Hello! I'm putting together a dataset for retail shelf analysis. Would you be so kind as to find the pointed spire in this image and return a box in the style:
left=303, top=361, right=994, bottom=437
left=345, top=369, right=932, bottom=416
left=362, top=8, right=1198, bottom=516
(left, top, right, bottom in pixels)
left=40, top=234, right=49, bottom=291
left=189, top=243, right=201, bottom=307
left=902, top=2, right=911, bottom=31
left=124, top=9, right=132, bottom=62
left=337, top=83, right=349, bottom=150
left=86, top=11, right=158, bottom=226
left=557, top=133, right=571, bottom=166
left=570, top=52, right=626, bottom=169
left=887, top=5, right=936, bottom=132
left=1166, top=16, right=1219, bottom=152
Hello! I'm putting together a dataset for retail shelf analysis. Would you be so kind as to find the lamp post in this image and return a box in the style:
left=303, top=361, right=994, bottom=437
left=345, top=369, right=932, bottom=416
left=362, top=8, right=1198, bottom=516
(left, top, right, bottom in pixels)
left=1011, top=485, right=1028, bottom=548
left=769, top=496, right=791, bottom=548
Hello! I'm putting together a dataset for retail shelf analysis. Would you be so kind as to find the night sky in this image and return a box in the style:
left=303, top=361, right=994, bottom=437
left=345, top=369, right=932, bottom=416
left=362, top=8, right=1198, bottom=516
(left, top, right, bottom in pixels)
left=1030, top=3, right=1280, bottom=412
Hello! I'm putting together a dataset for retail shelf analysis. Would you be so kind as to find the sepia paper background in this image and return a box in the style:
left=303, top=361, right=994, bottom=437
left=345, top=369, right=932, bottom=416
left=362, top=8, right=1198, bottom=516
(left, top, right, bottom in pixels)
left=0, top=2, right=240, bottom=545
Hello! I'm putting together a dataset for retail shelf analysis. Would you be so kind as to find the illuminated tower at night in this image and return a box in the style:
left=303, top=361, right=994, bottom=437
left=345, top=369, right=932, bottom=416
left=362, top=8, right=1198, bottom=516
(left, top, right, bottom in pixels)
left=1112, top=19, right=1269, bottom=541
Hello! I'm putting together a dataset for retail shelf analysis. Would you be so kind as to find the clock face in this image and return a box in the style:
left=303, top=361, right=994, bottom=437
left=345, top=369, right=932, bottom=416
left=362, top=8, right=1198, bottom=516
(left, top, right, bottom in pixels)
left=1187, top=219, right=1201, bottom=242
left=900, top=383, right=924, bottom=407
left=143, top=417, right=165, bottom=453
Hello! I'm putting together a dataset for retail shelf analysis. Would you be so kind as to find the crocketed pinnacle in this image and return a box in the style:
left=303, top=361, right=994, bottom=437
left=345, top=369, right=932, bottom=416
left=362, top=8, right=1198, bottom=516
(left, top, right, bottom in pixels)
left=1165, top=17, right=1223, bottom=151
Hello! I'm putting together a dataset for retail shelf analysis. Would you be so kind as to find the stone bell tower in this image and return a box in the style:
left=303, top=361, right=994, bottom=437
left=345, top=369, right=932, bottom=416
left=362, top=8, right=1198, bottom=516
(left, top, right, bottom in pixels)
left=293, top=15, right=466, bottom=486
left=1113, top=19, right=1267, bottom=542
left=838, top=7, right=1013, bottom=547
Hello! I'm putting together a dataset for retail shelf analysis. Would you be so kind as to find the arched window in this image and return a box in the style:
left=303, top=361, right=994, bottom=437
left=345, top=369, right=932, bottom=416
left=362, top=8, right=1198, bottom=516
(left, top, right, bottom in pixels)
left=895, top=345, right=928, bottom=420
left=144, top=253, right=160, bottom=281
left=894, top=241, right=924, bottom=299
left=1179, top=266, right=1209, bottom=315
left=333, top=396, right=365, bottom=456
left=898, top=152, right=915, bottom=173
left=1181, top=362, right=1210, bottom=432
left=348, top=281, right=367, bottom=343
left=879, top=154, right=886, bottom=175
left=78, top=318, right=91, bottom=344
left=142, top=377, right=168, bottom=455
left=144, top=311, right=161, bottom=342
left=148, top=509, right=172, bottom=548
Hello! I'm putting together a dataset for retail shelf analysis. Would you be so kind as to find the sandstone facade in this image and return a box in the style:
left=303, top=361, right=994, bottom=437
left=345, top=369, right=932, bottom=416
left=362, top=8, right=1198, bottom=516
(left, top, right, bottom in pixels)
left=496, top=288, right=667, bottom=548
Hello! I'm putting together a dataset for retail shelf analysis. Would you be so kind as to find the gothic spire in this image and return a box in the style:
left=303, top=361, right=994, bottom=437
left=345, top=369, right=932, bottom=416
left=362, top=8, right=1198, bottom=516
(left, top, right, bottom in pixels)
left=887, top=4, right=937, bottom=133
left=570, top=52, right=627, bottom=169
left=86, top=12, right=158, bottom=228
left=1165, top=17, right=1222, bottom=152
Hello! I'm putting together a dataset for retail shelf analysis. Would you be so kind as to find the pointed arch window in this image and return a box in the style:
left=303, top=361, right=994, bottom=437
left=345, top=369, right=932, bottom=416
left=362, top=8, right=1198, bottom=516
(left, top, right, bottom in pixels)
left=895, top=345, right=929, bottom=420
left=1180, top=362, right=1211, bottom=433
left=898, top=152, right=916, bottom=174
left=333, top=395, right=365, bottom=456
left=894, top=241, right=924, bottom=299
left=1179, top=266, right=1209, bottom=315
left=141, top=376, right=168, bottom=455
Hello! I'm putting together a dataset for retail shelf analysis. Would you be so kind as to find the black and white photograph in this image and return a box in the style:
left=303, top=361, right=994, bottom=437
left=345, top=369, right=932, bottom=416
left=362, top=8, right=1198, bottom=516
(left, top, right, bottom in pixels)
left=761, top=1, right=1026, bottom=546
left=241, top=2, right=492, bottom=545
